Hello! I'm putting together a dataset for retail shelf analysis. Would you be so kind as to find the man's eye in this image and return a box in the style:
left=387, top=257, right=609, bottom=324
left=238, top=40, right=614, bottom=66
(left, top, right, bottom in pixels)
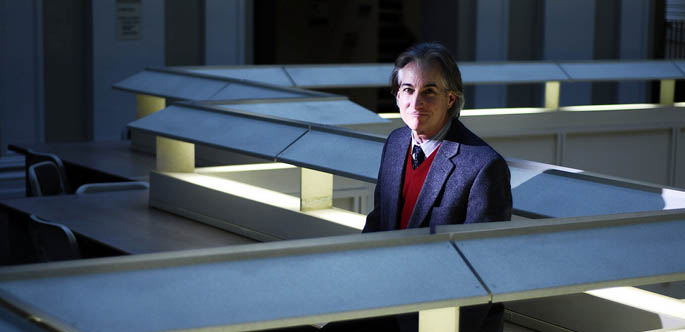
left=402, top=87, right=414, bottom=93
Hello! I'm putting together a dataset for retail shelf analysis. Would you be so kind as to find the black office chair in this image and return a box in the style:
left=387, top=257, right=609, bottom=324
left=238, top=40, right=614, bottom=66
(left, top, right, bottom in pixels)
left=27, top=161, right=68, bottom=196
left=10, top=144, right=146, bottom=197
left=29, top=215, right=81, bottom=262
left=8, top=145, right=73, bottom=196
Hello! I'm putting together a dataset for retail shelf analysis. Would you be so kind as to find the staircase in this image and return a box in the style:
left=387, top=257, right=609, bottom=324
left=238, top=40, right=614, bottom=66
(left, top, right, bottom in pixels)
left=0, top=153, right=26, bottom=199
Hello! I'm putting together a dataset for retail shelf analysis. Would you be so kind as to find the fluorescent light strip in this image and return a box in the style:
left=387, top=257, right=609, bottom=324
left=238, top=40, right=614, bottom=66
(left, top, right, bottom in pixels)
left=196, top=163, right=296, bottom=174
left=379, top=103, right=685, bottom=119
left=662, top=188, right=685, bottom=210
left=560, top=103, right=660, bottom=112
left=305, top=208, right=366, bottom=230
left=378, top=113, right=401, bottom=119
left=461, top=108, right=549, bottom=116
left=585, top=287, right=685, bottom=319
left=172, top=172, right=365, bottom=230
left=174, top=172, right=300, bottom=210
left=379, top=108, right=551, bottom=118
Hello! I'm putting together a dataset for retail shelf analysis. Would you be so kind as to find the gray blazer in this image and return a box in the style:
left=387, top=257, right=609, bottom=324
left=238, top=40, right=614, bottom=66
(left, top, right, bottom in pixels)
left=364, top=118, right=512, bottom=232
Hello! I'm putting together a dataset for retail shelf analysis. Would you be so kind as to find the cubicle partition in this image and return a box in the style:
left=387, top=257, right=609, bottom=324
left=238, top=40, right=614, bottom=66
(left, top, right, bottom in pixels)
left=127, top=102, right=384, bottom=240
left=115, top=61, right=685, bottom=188
left=0, top=210, right=684, bottom=331
left=114, top=61, right=685, bottom=122
left=126, top=101, right=685, bottom=227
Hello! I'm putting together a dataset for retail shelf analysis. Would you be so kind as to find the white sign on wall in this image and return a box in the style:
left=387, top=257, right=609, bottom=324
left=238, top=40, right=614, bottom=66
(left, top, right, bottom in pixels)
left=116, top=0, right=142, bottom=40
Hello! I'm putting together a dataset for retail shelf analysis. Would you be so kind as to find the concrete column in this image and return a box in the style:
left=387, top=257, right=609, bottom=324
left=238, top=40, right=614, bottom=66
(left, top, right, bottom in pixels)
left=474, top=0, right=509, bottom=108
left=422, top=0, right=476, bottom=108
left=507, top=0, right=545, bottom=107
left=618, top=0, right=652, bottom=103
left=422, top=1, right=465, bottom=59
left=544, top=0, right=595, bottom=106
left=205, top=0, right=252, bottom=65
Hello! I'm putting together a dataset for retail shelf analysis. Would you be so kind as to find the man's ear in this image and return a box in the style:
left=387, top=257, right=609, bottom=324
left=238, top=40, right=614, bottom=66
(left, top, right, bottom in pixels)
left=447, top=91, right=457, bottom=109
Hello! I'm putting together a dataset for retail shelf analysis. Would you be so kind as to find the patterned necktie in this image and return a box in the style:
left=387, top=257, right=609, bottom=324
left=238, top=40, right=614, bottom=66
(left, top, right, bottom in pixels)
left=411, top=144, right=425, bottom=169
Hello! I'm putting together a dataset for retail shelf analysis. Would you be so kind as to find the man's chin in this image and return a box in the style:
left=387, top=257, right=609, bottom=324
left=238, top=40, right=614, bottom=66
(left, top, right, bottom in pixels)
left=403, top=119, right=424, bottom=130
left=406, top=124, right=422, bottom=132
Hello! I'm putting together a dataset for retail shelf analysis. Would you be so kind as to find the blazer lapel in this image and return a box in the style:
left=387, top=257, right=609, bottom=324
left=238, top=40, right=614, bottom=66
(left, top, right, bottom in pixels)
left=384, top=128, right=411, bottom=230
left=407, top=135, right=460, bottom=228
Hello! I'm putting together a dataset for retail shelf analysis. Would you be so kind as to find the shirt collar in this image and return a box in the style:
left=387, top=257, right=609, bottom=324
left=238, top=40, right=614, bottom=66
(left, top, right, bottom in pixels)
left=411, top=120, right=451, bottom=157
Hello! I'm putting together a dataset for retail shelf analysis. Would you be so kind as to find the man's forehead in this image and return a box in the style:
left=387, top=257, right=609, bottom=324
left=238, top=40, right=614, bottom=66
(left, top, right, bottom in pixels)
left=398, top=61, right=444, bottom=86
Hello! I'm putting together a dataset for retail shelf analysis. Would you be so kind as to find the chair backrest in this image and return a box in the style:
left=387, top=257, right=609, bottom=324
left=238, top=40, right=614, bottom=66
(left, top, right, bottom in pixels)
left=28, top=161, right=67, bottom=196
left=25, top=150, right=71, bottom=196
left=29, top=215, right=80, bottom=262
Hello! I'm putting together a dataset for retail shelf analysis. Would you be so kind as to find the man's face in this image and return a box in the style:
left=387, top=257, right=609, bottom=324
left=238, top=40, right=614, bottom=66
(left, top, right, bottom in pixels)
left=396, top=61, right=456, bottom=141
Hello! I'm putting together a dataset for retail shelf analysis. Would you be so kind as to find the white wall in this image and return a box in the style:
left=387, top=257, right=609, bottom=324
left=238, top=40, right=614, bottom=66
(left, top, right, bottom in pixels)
left=91, top=0, right=165, bottom=141
left=0, top=0, right=44, bottom=153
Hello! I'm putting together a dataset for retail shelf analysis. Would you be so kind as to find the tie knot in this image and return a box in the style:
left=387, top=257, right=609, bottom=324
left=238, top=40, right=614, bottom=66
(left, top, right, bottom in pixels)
left=411, top=145, right=425, bottom=169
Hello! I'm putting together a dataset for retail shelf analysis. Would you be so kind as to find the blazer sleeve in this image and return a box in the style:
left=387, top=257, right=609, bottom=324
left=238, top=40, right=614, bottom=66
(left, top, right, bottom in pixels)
left=464, top=156, right=512, bottom=223
left=363, top=139, right=390, bottom=233
left=363, top=179, right=382, bottom=233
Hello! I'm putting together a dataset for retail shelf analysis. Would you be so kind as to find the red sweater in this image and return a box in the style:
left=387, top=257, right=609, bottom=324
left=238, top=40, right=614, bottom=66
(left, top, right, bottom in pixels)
left=399, top=145, right=438, bottom=229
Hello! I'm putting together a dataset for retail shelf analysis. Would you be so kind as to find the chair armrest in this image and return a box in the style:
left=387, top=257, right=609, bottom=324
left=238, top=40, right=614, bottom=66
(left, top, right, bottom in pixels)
left=75, top=181, right=149, bottom=194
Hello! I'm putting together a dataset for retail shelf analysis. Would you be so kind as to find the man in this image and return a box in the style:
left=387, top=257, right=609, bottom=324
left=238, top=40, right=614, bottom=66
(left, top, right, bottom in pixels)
left=364, top=42, right=513, bottom=331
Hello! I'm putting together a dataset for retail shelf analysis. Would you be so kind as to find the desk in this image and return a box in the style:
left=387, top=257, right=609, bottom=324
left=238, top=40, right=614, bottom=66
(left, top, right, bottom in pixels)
left=0, top=189, right=255, bottom=258
left=16, top=140, right=155, bottom=182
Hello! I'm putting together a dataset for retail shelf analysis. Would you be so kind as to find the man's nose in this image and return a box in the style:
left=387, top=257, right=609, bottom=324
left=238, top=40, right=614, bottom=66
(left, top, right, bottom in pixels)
left=412, top=93, right=424, bottom=109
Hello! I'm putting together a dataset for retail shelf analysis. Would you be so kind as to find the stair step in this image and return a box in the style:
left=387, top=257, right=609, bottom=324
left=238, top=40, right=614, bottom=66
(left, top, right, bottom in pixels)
left=0, top=187, right=26, bottom=200
left=0, top=155, right=24, bottom=170
left=0, top=171, right=23, bottom=181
